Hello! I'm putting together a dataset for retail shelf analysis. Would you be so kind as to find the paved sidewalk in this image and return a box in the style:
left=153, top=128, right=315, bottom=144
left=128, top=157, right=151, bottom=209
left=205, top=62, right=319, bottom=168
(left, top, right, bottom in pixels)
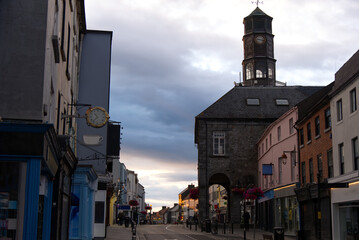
left=105, top=224, right=135, bottom=240
left=184, top=223, right=297, bottom=240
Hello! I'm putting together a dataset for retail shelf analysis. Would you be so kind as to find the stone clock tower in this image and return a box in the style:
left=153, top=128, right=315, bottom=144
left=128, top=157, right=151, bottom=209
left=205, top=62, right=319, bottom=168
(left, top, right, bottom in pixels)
left=242, top=7, right=276, bottom=86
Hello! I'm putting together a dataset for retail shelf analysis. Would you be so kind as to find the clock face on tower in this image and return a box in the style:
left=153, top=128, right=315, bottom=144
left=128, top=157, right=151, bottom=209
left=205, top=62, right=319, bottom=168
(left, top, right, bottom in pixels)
left=255, top=35, right=266, bottom=45
left=85, top=106, right=109, bottom=128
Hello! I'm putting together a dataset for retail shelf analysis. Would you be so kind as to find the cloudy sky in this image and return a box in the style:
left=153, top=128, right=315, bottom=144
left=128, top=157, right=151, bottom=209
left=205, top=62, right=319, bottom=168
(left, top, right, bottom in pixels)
left=85, top=0, right=359, bottom=211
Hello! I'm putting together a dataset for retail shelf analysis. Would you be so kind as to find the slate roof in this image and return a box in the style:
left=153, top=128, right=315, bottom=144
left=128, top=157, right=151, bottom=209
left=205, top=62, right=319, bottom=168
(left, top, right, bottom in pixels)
left=245, top=7, right=272, bottom=19
left=196, top=86, right=322, bottom=120
left=330, top=49, right=359, bottom=96
left=296, top=82, right=334, bottom=124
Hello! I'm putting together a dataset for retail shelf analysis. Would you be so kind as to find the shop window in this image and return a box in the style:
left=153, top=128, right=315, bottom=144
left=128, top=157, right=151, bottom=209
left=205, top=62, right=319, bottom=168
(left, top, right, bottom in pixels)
left=95, top=201, right=105, bottom=223
left=0, top=162, right=26, bottom=239
left=338, top=202, right=359, bottom=239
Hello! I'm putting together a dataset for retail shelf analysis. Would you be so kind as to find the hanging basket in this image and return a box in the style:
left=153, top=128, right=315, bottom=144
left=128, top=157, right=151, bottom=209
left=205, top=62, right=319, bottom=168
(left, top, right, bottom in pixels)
left=244, top=187, right=264, bottom=200
left=129, top=199, right=139, bottom=206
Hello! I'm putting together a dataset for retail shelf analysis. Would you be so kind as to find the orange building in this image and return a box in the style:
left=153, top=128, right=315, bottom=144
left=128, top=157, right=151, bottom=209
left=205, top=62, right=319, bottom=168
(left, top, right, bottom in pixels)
left=295, top=82, right=334, bottom=240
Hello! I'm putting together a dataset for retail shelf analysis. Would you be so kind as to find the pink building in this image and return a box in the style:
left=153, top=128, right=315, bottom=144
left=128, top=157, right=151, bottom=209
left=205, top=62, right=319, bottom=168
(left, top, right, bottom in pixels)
left=257, top=107, right=299, bottom=236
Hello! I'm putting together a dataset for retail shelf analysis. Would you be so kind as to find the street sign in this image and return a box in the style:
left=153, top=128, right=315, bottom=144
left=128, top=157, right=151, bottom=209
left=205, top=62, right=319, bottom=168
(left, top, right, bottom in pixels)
left=118, top=205, right=131, bottom=210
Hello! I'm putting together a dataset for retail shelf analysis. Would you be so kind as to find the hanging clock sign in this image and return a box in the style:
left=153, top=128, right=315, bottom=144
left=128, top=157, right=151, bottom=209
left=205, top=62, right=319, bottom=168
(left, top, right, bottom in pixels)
left=85, top=106, right=109, bottom=128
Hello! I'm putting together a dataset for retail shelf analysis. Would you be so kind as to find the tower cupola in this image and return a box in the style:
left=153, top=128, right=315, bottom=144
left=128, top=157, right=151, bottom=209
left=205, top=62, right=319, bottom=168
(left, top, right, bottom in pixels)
left=242, top=7, right=276, bottom=86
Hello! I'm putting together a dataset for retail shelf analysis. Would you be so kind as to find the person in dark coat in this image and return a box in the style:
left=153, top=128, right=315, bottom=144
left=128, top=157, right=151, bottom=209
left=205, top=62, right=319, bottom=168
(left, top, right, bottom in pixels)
left=243, top=211, right=250, bottom=230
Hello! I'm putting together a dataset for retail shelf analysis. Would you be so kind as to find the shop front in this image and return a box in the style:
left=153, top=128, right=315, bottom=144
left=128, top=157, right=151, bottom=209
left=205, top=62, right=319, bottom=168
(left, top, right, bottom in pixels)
left=68, top=165, right=97, bottom=240
left=274, top=184, right=299, bottom=236
left=258, top=190, right=274, bottom=231
left=0, top=123, right=59, bottom=240
left=330, top=175, right=359, bottom=240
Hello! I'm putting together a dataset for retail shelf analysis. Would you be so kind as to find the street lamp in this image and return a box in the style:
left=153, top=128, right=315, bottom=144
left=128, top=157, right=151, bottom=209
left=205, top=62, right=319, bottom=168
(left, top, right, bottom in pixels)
left=279, top=146, right=297, bottom=165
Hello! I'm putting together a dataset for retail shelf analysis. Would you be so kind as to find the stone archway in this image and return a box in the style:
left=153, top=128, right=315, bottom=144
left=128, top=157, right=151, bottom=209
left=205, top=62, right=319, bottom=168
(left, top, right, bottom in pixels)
left=208, top=173, right=231, bottom=223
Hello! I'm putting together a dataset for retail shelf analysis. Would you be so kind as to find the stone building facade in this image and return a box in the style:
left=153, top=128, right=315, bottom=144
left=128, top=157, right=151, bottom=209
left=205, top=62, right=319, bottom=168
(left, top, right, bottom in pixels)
left=195, top=86, right=321, bottom=222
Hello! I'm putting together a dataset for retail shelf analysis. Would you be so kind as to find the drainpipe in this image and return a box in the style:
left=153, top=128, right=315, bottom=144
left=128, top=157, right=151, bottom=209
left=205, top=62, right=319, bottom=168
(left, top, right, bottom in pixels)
left=293, top=122, right=302, bottom=233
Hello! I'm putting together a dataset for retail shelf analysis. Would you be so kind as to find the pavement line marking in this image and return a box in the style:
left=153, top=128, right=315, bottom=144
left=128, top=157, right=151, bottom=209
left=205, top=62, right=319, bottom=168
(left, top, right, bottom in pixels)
left=165, top=225, right=198, bottom=240
left=165, top=225, right=175, bottom=232
left=183, top=234, right=197, bottom=240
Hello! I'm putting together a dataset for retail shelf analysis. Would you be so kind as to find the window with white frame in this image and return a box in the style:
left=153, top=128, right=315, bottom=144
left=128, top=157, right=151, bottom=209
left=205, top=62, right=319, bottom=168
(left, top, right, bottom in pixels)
left=327, top=149, right=333, bottom=178
left=213, top=132, right=225, bottom=155
left=353, top=137, right=358, bottom=171
left=277, top=126, right=281, bottom=141
left=339, top=143, right=344, bottom=174
left=337, top=99, right=343, bottom=122
left=315, top=116, right=320, bottom=137
left=350, top=88, right=357, bottom=113
left=278, top=157, right=282, bottom=184
left=325, top=108, right=331, bottom=129
left=307, top=122, right=312, bottom=142
left=289, top=118, right=294, bottom=134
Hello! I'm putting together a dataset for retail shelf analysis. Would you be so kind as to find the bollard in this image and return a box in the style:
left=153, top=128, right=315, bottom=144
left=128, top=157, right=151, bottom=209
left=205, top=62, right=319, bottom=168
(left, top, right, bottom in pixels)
left=190, top=222, right=192, bottom=230
left=223, top=222, right=226, bottom=234
left=231, top=223, right=234, bottom=234
left=195, top=223, right=197, bottom=231
left=131, top=220, right=137, bottom=240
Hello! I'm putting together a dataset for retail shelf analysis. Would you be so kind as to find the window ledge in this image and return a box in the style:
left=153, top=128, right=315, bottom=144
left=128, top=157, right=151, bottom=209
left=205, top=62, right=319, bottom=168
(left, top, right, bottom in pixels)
left=307, top=140, right=312, bottom=145
left=300, top=144, right=304, bottom=149
left=315, top=135, right=321, bottom=140
left=350, top=110, right=358, bottom=117
left=211, top=154, right=229, bottom=158
left=324, top=127, right=331, bottom=133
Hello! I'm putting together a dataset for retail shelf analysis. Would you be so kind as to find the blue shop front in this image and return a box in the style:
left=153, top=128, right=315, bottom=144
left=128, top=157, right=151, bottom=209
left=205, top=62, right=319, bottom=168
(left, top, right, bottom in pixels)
left=68, top=165, right=97, bottom=240
left=0, top=123, right=60, bottom=240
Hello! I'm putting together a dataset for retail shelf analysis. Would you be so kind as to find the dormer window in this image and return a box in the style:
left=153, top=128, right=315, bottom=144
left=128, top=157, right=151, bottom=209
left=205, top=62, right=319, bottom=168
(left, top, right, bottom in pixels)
left=276, top=99, right=289, bottom=106
left=247, top=98, right=260, bottom=105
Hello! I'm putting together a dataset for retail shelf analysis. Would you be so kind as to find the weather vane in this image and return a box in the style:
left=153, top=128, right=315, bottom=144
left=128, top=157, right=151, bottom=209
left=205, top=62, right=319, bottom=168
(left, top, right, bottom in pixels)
left=252, top=0, right=263, bottom=7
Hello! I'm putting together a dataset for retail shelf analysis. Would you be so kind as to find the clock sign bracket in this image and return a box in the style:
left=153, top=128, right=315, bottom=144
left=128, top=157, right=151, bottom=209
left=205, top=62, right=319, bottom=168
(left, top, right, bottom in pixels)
left=61, top=105, right=110, bottom=128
